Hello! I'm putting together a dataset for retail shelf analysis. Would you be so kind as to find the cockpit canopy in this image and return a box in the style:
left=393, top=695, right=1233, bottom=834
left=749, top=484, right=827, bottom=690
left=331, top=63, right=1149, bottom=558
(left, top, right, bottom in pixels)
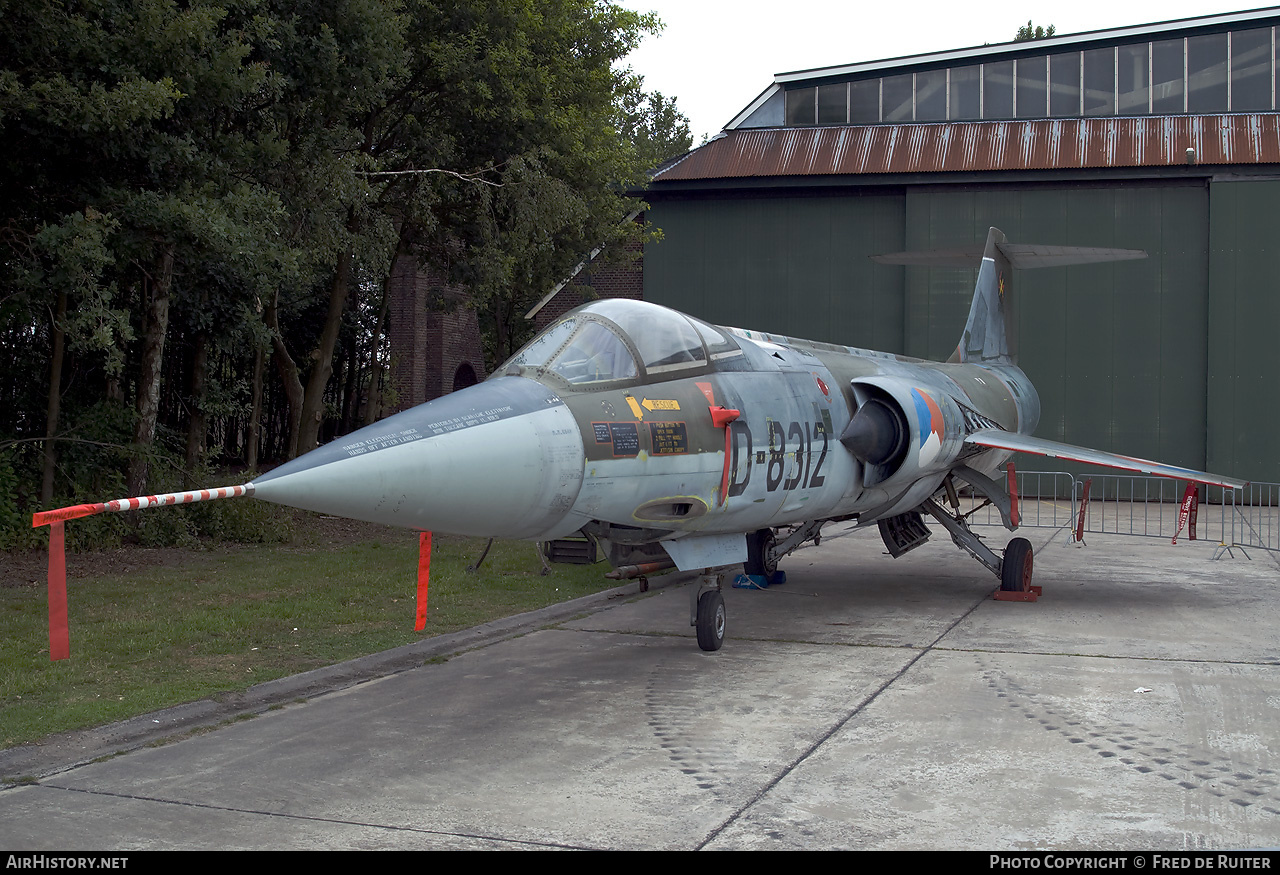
left=499, top=299, right=738, bottom=387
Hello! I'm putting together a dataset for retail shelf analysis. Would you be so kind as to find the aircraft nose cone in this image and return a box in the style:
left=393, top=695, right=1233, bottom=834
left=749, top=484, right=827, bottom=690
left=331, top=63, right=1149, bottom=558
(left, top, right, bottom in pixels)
left=839, top=398, right=907, bottom=466
left=251, top=377, right=584, bottom=539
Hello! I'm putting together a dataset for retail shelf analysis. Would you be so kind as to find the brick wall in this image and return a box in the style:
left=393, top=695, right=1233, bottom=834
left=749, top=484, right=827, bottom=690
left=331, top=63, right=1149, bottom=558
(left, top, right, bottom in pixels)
left=387, top=254, right=487, bottom=413
left=388, top=234, right=644, bottom=414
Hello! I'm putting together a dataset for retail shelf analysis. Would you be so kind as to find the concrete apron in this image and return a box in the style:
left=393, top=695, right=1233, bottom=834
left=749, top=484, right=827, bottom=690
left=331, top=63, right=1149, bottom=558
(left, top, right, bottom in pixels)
left=2, top=523, right=1278, bottom=850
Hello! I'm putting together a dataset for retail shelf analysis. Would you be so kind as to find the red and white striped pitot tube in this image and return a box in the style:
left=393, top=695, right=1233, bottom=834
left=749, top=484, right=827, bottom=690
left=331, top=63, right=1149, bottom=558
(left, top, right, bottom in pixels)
left=31, top=484, right=254, bottom=528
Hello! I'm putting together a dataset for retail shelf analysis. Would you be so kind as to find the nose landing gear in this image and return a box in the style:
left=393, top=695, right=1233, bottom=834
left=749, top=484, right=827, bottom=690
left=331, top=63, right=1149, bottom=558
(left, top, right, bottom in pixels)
left=691, top=571, right=726, bottom=652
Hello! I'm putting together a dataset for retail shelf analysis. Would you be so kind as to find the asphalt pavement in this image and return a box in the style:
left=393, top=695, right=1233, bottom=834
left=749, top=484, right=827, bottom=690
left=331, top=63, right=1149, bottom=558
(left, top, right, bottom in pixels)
left=2, top=515, right=1279, bottom=850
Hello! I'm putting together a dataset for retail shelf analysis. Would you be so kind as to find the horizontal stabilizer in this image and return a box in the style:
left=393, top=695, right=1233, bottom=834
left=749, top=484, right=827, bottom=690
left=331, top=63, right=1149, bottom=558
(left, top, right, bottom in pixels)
left=965, top=430, right=1247, bottom=490
left=872, top=243, right=1147, bottom=269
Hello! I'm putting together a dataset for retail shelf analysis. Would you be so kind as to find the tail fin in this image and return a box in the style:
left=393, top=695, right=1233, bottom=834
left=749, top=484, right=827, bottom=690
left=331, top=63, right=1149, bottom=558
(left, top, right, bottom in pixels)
left=958, top=228, right=1012, bottom=363
left=871, top=227, right=1147, bottom=365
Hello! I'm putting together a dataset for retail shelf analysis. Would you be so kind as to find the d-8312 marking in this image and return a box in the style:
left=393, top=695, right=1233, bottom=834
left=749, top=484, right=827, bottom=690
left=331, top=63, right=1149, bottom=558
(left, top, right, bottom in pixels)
left=727, top=419, right=828, bottom=497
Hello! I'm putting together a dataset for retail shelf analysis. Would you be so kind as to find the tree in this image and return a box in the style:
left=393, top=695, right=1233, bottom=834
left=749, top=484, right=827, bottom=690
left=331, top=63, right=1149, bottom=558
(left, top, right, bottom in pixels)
left=619, top=86, right=694, bottom=173
left=1015, top=20, right=1057, bottom=41
left=380, top=0, right=668, bottom=366
left=0, top=0, right=689, bottom=541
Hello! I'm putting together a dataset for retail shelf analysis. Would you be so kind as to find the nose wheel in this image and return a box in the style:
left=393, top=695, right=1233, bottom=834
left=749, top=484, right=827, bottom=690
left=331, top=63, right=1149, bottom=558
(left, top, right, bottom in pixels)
left=691, top=572, right=726, bottom=651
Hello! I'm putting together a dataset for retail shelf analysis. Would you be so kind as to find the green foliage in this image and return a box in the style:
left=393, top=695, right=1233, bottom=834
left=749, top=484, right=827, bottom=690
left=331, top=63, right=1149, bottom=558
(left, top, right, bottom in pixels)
left=0, top=0, right=688, bottom=526
left=33, top=211, right=131, bottom=376
left=619, top=88, right=694, bottom=172
left=1015, top=20, right=1056, bottom=41
left=185, top=497, right=295, bottom=544
left=0, top=453, right=30, bottom=549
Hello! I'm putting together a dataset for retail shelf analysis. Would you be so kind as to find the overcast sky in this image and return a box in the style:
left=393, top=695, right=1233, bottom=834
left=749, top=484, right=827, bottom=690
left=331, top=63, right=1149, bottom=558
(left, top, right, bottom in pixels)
left=616, top=1, right=1266, bottom=141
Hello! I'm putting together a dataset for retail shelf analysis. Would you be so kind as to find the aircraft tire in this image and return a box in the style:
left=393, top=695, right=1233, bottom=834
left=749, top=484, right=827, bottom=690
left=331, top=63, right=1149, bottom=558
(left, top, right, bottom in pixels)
left=744, top=528, right=777, bottom=578
left=1000, top=537, right=1034, bottom=592
left=696, top=590, right=726, bottom=652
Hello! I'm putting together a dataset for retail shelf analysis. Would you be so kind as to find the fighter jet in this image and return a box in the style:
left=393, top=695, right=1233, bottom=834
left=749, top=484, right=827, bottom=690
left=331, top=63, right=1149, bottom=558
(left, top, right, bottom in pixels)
left=34, top=227, right=1247, bottom=653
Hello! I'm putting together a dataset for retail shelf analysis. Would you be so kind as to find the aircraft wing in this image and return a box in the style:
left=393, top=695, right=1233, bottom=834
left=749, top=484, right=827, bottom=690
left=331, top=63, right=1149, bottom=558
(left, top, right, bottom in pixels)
left=965, top=429, right=1248, bottom=490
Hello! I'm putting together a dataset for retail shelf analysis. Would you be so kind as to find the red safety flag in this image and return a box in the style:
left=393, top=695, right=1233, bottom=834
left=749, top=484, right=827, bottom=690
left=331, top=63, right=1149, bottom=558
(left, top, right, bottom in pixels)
left=416, top=531, right=432, bottom=631
left=1075, top=478, right=1092, bottom=544
left=32, top=503, right=105, bottom=527
left=1172, top=482, right=1200, bottom=545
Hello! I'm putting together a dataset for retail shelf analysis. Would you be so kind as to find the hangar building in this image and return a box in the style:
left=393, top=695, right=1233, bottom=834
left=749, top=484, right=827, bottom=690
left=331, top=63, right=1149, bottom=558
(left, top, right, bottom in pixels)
left=635, top=7, right=1280, bottom=485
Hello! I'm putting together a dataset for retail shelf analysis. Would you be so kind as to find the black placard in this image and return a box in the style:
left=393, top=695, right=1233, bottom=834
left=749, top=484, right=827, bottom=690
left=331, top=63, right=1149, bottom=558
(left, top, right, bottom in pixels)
left=609, top=422, right=640, bottom=456
left=648, top=421, right=688, bottom=455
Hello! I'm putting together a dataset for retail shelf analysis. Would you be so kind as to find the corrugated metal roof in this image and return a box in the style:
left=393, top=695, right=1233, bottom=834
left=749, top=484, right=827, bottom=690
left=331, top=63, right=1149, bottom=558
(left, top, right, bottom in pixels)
left=653, top=115, right=1280, bottom=182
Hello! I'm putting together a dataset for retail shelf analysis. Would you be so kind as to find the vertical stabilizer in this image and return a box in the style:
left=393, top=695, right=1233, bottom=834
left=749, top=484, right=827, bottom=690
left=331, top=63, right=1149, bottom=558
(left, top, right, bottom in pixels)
left=870, top=229, right=1146, bottom=365
left=954, top=227, right=1012, bottom=364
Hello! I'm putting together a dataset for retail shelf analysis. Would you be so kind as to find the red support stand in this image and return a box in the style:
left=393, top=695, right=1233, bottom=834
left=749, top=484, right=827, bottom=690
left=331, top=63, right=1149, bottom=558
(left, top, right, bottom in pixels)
left=416, top=531, right=432, bottom=631
left=47, top=521, right=70, bottom=661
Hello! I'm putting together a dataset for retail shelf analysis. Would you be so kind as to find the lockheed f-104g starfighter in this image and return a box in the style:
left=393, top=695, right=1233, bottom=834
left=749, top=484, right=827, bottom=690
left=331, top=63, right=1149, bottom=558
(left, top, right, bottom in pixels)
left=35, top=228, right=1247, bottom=653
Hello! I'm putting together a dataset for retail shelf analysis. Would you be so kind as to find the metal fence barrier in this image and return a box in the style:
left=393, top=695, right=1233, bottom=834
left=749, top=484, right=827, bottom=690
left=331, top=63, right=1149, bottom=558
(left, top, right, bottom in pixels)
left=964, top=471, right=1279, bottom=558
left=1223, top=481, right=1280, bottom=559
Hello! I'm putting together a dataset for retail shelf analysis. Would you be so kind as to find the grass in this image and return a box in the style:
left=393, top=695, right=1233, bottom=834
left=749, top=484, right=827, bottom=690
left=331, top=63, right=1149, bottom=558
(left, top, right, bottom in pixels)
left=0, top=528, right=615, bottom=749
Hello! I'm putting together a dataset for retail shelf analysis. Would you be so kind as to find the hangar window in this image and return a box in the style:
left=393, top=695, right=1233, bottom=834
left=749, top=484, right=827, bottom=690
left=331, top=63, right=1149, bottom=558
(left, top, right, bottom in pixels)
left=915, top=70, right=947, bottom=121
left=768, top=22, right=1276, bottom=128
left=1050, top=52, right=1081, bottom=116
left=882, top=73, right=914, bottom=122
left=1016, top=57, right=1048, bottom=118
left=1187, top=33, right=1228, bottom=112
left=1231, top=28, right=1272, bottom=110
left=949, top=65, right=981, bottom=120
left=850, top=78, right=879, bottom=123
left=1152, top=38, right=1185, bottom=112
left=983, top=61, right=1014, bottom=119
left=817, top=83, right=847, bottom=124
left=1083, top=47, right=1115, bottom=116
left=785, top=87, right=816, bottom=125
left=1117, top=44, right=1150, bottom=114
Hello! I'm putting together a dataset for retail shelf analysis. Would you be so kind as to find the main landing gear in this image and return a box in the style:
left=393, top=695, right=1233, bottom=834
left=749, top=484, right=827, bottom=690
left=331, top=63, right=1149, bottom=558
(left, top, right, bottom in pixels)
left=920, top=499, right=1039, bottom=599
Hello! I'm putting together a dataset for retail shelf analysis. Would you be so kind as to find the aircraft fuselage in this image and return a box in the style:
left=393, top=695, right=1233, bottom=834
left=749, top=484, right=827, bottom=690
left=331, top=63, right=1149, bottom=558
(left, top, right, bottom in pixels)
left=250, top=299, right=1041, bottom=561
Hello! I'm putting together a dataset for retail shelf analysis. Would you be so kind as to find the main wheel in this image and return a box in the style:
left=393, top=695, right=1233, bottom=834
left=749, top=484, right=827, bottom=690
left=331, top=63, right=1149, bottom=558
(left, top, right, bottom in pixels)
left=1000, top=537, right=1034, bottom=592
left=744, top=528, right=777, bottom=578
left=696, top=590, right=726, bottom=652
